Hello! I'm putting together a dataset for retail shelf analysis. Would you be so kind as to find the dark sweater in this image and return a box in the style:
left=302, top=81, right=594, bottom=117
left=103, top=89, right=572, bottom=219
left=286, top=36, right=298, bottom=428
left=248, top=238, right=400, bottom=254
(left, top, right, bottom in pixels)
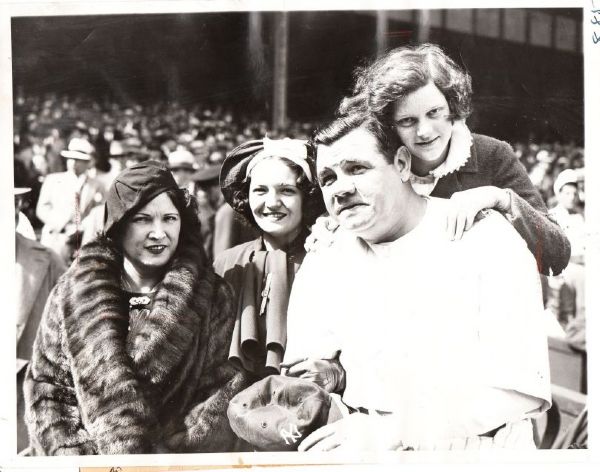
left=431, top=133, right=570, bottom=276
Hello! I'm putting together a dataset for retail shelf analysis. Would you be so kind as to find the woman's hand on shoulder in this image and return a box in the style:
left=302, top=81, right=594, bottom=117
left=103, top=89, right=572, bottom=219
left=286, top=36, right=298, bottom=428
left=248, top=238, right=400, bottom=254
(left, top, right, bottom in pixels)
left=446, top=186, right=510, bottom=240
left=304, top=216, right=339, bottom=253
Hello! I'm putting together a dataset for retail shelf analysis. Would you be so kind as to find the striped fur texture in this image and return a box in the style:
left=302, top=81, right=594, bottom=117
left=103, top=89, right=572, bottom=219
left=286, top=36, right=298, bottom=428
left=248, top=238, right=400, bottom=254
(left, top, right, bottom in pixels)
left=24, top=235, right=250, bottom=455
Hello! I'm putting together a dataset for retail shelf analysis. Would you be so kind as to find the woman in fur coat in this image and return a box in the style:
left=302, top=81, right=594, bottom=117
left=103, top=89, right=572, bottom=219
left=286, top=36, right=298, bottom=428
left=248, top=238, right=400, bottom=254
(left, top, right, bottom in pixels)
left=24, top=160, right=249, bottom=455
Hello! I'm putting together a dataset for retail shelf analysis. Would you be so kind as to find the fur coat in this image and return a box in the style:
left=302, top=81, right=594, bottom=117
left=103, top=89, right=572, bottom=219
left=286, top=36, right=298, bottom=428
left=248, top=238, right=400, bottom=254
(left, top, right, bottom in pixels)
left=24, top=235, right=250, bottom=455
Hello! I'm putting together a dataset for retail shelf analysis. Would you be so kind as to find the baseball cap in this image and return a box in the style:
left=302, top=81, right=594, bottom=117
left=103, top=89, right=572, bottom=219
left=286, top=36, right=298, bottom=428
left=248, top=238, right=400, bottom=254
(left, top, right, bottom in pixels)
left=227, top=375, right=343, bottom=451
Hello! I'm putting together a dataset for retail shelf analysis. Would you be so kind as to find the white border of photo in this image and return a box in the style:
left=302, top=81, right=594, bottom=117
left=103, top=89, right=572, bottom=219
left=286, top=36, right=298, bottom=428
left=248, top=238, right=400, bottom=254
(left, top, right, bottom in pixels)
left=0, top=1, right=596, bottom=471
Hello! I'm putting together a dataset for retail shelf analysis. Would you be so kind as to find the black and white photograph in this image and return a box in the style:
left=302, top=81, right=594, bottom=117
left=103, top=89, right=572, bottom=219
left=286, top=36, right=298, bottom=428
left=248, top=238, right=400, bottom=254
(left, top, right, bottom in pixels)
left=0, top=0, right=597, bottom=469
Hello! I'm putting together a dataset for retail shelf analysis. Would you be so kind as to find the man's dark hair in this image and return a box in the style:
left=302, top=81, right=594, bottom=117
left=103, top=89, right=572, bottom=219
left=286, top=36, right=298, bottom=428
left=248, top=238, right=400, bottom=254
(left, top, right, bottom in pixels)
left=311, top=112, right=402, bottom=164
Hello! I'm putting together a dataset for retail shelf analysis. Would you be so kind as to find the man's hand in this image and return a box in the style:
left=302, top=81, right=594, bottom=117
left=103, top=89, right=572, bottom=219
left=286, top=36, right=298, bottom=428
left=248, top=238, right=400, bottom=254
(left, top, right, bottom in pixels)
left=298, top=413, right=404, bottom=451
left=446, top=186, right=510, bottom=241
left=280, top=357, right=345, bottom=393
left=304, top=216, right=339, bottom=253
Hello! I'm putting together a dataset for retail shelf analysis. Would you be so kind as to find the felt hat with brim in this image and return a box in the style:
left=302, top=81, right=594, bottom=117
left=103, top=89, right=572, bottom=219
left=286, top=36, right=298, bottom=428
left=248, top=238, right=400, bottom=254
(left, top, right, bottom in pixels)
left=554, top=168, right=579, bottom=195
left=220, top=139, right=266, bottom=209
left=109, top=139, right=150, bottom=160
left=103, top=160, right=179, bottom=236
left=60, top=137, right=94, bottom=161
left=192, top=165, right=221, bottom=183
left=227, top=375, right=343, bottom=451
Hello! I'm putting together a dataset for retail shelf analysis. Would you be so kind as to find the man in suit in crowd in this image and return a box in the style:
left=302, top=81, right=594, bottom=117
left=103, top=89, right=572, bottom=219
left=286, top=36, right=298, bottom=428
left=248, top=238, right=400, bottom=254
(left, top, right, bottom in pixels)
left=36, top=138, right=105, bottom=264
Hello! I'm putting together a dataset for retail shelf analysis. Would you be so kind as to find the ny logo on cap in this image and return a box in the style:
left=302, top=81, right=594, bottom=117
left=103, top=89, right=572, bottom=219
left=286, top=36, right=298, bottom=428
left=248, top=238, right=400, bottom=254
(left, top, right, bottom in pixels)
left=280, top=423, right=302, bottom=445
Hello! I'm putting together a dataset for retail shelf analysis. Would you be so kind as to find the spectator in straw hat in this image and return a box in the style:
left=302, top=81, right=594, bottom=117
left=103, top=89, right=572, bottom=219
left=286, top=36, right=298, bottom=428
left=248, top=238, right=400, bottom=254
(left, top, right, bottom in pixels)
left=15, top=187, right=66, bottom=454
left=36, top=137, right=105, bottom=264
left=547, top=169, right=586, bottom=350
left=14, top=164, right=37, bottom=240
left=80, top=139, right=149, bottom=246
left=168, top=147, right=197, bottom=193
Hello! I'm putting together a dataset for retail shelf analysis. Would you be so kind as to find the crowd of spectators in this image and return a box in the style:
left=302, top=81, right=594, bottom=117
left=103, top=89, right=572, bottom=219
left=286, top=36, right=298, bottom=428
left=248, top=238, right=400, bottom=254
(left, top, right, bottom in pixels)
left=14, top=93, right=585, bottom=222
left=13, top=92, right=316, bottom=229
left=513, top=139, right=585, bottom=210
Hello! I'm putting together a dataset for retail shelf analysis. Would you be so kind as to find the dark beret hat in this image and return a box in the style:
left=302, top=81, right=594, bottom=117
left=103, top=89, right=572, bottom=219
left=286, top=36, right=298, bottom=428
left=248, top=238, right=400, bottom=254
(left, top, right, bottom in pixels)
left=227, top=375, right=343, bottom=451
left=219, top=139, right=264, bottom=209
left=104, top=160, right=179, bottom=236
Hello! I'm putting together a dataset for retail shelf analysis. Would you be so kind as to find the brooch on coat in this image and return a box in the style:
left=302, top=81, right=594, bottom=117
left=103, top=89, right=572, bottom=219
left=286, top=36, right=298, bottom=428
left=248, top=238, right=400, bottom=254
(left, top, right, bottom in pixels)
left=129, top=295, right=151, bottom=307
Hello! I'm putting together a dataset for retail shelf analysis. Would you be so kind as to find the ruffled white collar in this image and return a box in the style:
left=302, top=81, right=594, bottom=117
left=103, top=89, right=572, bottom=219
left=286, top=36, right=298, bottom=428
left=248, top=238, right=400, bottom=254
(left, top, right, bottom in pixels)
left=408, top=120, right=473, bottom=196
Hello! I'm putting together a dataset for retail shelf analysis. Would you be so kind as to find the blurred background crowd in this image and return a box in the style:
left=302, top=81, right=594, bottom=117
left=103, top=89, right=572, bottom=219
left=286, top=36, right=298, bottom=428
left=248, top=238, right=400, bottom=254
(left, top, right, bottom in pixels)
left=13, top=91, right=315, bottom=255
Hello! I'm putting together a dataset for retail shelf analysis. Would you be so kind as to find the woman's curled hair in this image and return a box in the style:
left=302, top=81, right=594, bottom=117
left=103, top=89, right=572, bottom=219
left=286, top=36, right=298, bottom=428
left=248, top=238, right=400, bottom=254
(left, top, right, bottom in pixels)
left=338, top=43, right=473, bottom=127
left=230, top=150, right=325, bottom=232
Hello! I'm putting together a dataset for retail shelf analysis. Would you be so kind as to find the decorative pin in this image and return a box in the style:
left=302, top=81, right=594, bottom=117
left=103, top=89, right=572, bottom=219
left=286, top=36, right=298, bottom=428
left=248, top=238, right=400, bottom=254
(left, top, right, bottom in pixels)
left=259, top=273, right=273, bottom=317
left=129, top=295, right=151, bottom=307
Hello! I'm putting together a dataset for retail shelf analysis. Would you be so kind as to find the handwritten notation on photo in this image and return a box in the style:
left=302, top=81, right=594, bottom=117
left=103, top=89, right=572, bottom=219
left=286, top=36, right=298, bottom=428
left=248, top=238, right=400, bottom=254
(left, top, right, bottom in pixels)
left=592, top=0, right=600, bottom=44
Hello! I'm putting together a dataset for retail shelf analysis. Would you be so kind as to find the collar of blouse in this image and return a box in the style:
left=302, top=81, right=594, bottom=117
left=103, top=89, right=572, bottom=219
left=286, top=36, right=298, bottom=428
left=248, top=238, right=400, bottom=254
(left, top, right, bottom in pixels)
left=409, top=120, right=473, bottom=196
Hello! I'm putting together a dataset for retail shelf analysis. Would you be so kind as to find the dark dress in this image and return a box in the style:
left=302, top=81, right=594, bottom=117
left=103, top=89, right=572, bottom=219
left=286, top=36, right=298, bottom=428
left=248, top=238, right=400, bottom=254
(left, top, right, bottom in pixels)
left=213, top=232, right=307, bottom=379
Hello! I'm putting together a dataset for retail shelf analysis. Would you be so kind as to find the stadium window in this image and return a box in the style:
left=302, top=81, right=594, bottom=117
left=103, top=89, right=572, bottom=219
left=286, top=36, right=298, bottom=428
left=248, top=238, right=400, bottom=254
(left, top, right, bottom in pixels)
left=503, top=9, right=527, bottom=43
left=475, top=9, right=500, bottom=39
left=555, top=15, right=577, bottom=52
left=446, top=9, right=473, bottom=34
left=529, top=11, right=553, bottom=47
